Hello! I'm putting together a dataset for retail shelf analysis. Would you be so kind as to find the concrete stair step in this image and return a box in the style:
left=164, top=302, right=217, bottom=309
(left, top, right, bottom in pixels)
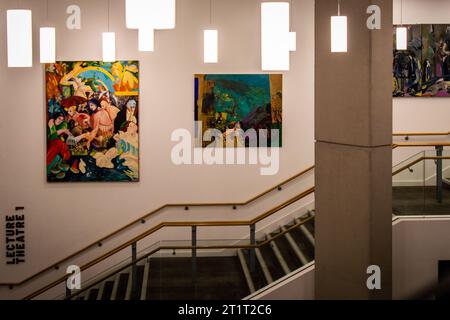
left=255, top=247, right=274, bottom=284
left=266, top=235, right=291, bottom=275
left=126, top=265, right=145, bottom=300
left=100, top=280, right=114, bottom=300
left=296, top=219, right=315, bottom=247
left=115, top=273, right=129, bottom=300
left=237, top=249, right=256, bottom=294
left=272, top=234, right=303, bottom=271
left=241, top=249, right=268, bottom=292
left=87, top=288, right=99, bottom=301
left=259, top=241, right=287, bottom=281
left=110, top=273, right=121, bottom=300
left=288, top=227, right=315, bottom=262
left=96, top=282, right=105, bottom=300
left=282, top=226, right=309, bottom=265
left=140, top=260, right=150, bottom=300
left=304, top=216, right=315, bottom=235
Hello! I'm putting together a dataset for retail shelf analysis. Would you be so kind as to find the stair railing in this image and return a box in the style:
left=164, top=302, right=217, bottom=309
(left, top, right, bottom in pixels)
left=25, top=144, right=450, bottom=300
left=0, top=165, right=313, bottom=289
left=3, top=137, right=449, bottom=298
left=24, top=187, right=315, bottom=300
left=393, top=131, right=450, bottom=137
left=61, top=213, right=316, bottom=300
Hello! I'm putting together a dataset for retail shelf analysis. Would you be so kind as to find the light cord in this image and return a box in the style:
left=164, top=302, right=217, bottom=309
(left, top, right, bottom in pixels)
left=290, top=0, right=293, bottom=30
left=400, top=0, right=403, bottom=26
left=108, top=0, right=110, bottom=31
left=210, top=0, right=212, bottom=26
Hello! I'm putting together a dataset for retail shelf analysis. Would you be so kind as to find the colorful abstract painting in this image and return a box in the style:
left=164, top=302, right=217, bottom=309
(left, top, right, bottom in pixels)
left=46, top=61, right=139, bottom=182
left=195, top=74, right=282, bottom=147
left=393, top=25, right=450, bottom=97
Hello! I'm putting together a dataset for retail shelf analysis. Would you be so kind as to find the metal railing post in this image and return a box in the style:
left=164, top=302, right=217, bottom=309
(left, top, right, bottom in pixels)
left=436, top=146, right=443, bottom=203
left=250, top=224, right=256, bottom=273
left=131, top=242, right=137, bottom=299
left=192, top=226, right=197, bottom=288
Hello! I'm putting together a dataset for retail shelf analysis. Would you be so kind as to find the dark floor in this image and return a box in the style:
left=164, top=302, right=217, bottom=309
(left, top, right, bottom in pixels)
left=146, top=256, right=249, bottom=300
left=393, top=186, right=450, bottom=215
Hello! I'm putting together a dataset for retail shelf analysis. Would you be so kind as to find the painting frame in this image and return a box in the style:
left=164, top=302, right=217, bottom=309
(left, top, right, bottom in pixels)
left=194, top=74, right=283, bottom=148
left=45, top=60, right=140, bottom=182
left=393, top=24, right=450, bottom=97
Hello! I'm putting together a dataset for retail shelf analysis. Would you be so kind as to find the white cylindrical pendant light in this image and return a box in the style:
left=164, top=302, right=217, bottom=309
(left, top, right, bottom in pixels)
left=102, top=0, right=115, bottom=62
left=40, top=27, right=56, bottom=63
left=138, top=28, right=154, bottom=52
left=7, top=10, right=33, bottom=68
left=331, top=16, right=347, bottom=53
left=102, top=32, right=116, bottom=62
left=204, top=29, right=218, bottom=63
left=261, top=2, right=291, bottom=71
left=396, top=0, right=407, bottom=50
left=396, top=27, right=407, bottom=50
left=126, top=0, right=176, bottom=30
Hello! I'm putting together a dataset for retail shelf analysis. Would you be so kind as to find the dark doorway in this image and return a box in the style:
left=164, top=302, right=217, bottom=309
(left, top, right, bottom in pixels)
left=437, top=261, right=450, bottom=300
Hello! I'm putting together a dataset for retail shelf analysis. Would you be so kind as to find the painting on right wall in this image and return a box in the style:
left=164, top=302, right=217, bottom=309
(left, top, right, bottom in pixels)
left=393, top=24, right=450, bottom=97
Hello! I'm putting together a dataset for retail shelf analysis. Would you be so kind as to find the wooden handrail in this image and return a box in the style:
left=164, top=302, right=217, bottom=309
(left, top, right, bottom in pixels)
left=0, top=165, right=314, bottom=288
left=392, top=156, right=450, bottom=176
left=393, top=142, right=450, bottom=147
left=393, top=131, right=450, bottom=137
left=390, top=142, right=450, bottom=149
left=23, top=188, right=315, bottom=300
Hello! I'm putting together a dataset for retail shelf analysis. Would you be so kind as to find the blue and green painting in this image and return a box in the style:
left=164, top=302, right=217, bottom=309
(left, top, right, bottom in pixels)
left=195, top=74, right=282, bottom=147
left=46, top=61, right=140, bottom=182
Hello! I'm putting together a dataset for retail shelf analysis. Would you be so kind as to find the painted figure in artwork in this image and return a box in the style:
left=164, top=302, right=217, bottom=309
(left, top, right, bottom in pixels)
left=45, top=61, right=140, bottom=182
left=393, top=24, right=450, bottom=97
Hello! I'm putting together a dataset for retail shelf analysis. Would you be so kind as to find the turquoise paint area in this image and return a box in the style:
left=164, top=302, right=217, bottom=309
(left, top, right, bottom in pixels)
left=204, top=74, right=271, bottom=121
left=77, top=70, right=115, bottom=93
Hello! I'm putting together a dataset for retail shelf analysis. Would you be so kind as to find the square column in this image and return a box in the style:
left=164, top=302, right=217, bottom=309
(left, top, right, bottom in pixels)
left=314, top=0, right=393, bottom=299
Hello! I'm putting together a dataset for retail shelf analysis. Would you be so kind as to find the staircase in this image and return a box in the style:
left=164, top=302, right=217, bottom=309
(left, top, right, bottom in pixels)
left=238, top=210, right=315, bottom=294
left=70, top=210, right=315, bottom=300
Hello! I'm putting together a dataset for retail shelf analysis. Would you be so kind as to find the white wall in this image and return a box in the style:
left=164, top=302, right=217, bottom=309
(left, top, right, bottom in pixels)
left=0, top=0, right=315, bottom=289
left=393, top=217, right=450, bottom=300
left=247, top=263, right=315, bottom=300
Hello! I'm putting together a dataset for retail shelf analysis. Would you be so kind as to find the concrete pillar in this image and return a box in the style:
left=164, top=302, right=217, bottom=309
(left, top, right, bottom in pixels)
left=314, top=0, right=393, bottom=299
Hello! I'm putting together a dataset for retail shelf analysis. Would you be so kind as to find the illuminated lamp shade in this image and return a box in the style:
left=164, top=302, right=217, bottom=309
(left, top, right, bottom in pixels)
left=261, top=2, right=290, bottom=71
left=289, top=32, right=296, bottom=51
left=126, top=0, right=175, bottom=30
left=40, top=27, right=56, bottom=64
left=7, top=10, right=33, bottom=67
left=102, top=32, right=116, bottom=62
left=204, top=30, right=218, bottom=63
left=396, top=27, right=407, bottom=50
left=138, top=28, right=155, bottom=52
left=331, top=15, right=347, bottom=53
